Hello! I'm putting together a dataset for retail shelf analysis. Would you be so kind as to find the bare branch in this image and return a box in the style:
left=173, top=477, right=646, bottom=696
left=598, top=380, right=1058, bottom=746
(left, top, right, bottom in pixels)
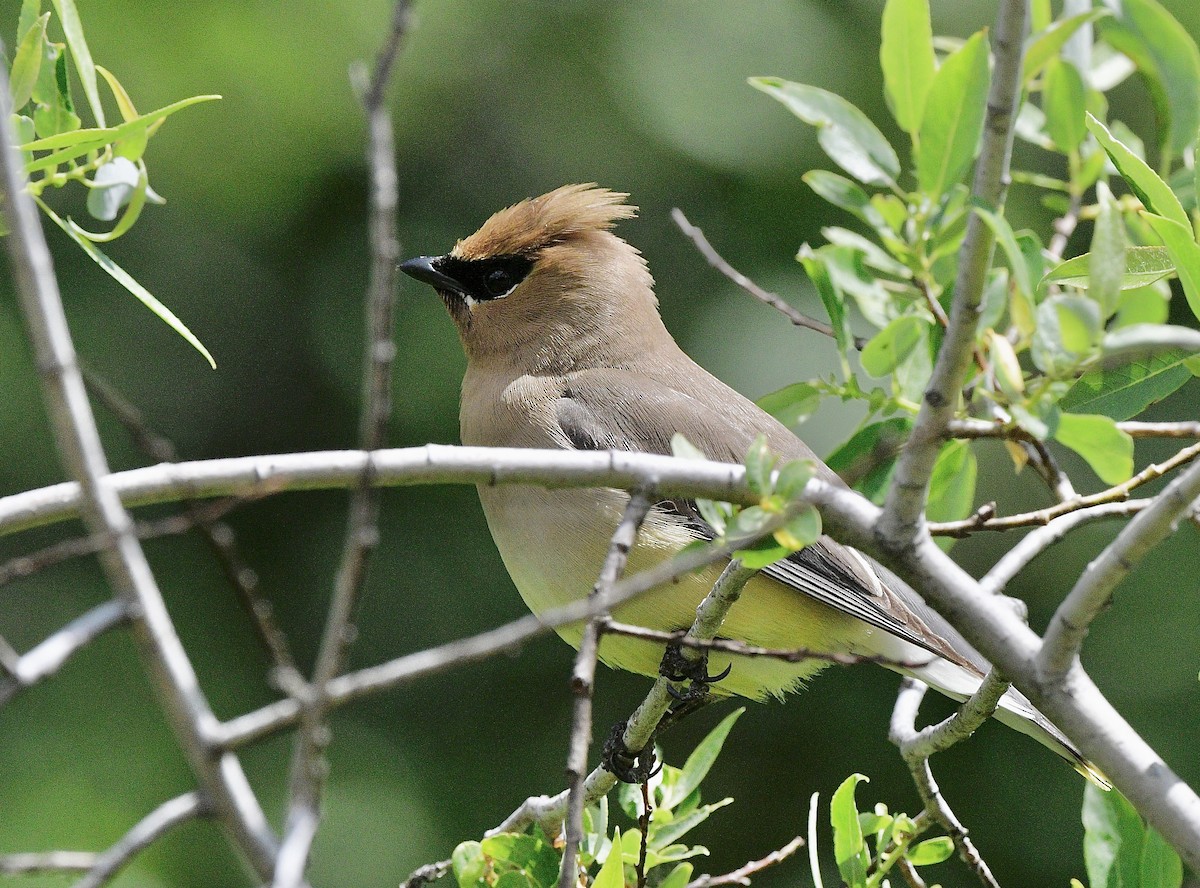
left=880, top=0, right=1028, bottom=543
left=0, top=852, right=98, bottom=874
left=671, top=208, right=865, bottom=348
left=1038, top=458, right=1200, bottom=684
left=980, top=500, right=1145, bottom=595
left=0, top=77, right=277, bottom=875
left=951, top=418, right=1200, bottom=440
left=929, top=441, right=1200, bottom=535
left=889, top=680, right=1000, bottom=888
left=401, top=859, right=453, bottom=888
left=274, top=6, right=412, bottom=884
left=684, top=835, right=805, bottom=888
left=85, top=369, right=298, bottom=676
left=0, top=601, right=128, bottom=706
left=72, top=793, right=210, bottom=888
left=560, top=491, right=652, bottom=888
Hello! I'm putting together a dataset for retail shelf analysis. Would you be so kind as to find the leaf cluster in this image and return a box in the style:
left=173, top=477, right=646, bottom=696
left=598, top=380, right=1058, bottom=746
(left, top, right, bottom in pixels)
left=753, top=0, right=1200, bottom=519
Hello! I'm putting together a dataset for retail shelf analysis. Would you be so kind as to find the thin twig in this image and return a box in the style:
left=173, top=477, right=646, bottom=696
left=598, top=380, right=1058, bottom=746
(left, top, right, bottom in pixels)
left=929, top=441, right=1200, bottom=535
left=980, top=500, right=1145, bottom=595
left=400, top=859, right=453, bottom=888
left=84, top=369, right=298, bottom=676
left=560, top=491, right=652, bottom=888
left=274, top=5, right=411, bottom=886
left=0, top=71, right=277, bottom=876
left=951, top=418, right=1200, bottom=440
left=1025, top=437, right=1077, bottom=502
left=0, top=852, right=98, bottom=874
left=72, top=793, right=210, bottom=888
left=889, top=680, right=1001, bottom=888
left=684, top=835, right=805, bottom=888
left=671, top=208, right=866, bottom=349
left=880, top=0, right=1028, bottom=544
left=0, top=600, right=129, bottom=706
left=1038, top=458, right=1200, bottom=684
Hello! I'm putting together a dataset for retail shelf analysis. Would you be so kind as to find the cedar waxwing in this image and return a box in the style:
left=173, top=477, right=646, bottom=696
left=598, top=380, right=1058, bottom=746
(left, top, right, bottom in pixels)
left=401, top=184, right=1104, bottom=785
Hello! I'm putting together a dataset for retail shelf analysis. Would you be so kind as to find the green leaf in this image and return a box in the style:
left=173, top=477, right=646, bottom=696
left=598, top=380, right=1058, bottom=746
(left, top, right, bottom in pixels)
left=32, top=48, right=81, bottom=139
left=917, top=29, right=991, bottom=200
left=827, top=418, right=913, bottom=502
left=1042, top=246, right=1173, bottom=293
left=757, top=382, right=821, bottom=429
left=907, top=836, right=955, bottom=866
left=1032, top=294, right=1102, bottom=376
left=17, top=0, right=42, bottom=43
left=821, top=227, right=911, bottom=278
left=880, top=0, right=936, bottom=135
left=776, top=459, right=815, bottom=501
left=1088, top=183, right=1126, bottom=318
left=1113, top=282, right=1170, bottom=328
left=750, top=77, right=899, bottom=185
left=860, top=315, right=924, bottom=377
left=744, top=435, right=775, bottom=497
left=1061, top=350, right=1193, bottom=419
left=656, top=863, right=694, bottom=888
left=773, top=505, right=821, bottom=552
left=647, top=799, right=733, bottom=850
left=665, top=709, right=743, bottom=809
left=974, top=207, right=1033, bottom=301
left=1142, top=212, right=1200, bottom=323
left=803, top=171, right=882, bottom=228
left=451, top=841, right=486, bottom=888
left=10, top=12, right=49, bottom=111
left=1043, top=59, right=1087, bottom=154
left=1140, top=827, right=1183, bottom=888
left=798, top=244, right=853, bottom=363
left=1024, top=9, right=1111, bottom=85
left=1099, top=324, right=1200, bottom=367
left=830, top=774, right=871, bottom=888
left=36, top=198, right=216, bottom=368
left=1087, top=114, right=1191, bottom=232
left=96, top=65, right=148, bottom=159
left=927, top=439, right=977, bottom=523
left=48, top=0, right=104, bottom=127
left=1083, top=784, right=1146, bottom=888
left=1054, top=413, right=1133, bottom=484
left=1098, top=0, right=1200, bottom=160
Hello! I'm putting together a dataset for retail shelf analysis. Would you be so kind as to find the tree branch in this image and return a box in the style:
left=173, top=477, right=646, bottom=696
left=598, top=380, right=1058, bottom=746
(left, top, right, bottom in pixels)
left=0, top=69, right=277, bottom=877
left=684, top=835, right=805, bottom=888
left=1038, top=458, right=1200, bottom=684
left=671, top=208, right=865, bottom=348
left=560, top=491, right=651, bottom=888
left=72, top=793, right=210, bottom=888
left=880, top=0, right=1028, bottom=544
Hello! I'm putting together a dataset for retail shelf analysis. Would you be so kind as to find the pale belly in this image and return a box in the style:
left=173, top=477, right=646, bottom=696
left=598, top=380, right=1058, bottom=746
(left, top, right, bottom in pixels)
left=476, top=484, right=872, bottom=700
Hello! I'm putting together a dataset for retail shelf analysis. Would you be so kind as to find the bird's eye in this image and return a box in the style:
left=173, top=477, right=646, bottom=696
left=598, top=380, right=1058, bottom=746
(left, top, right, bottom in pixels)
left=484, top=268, right=513, bottom=296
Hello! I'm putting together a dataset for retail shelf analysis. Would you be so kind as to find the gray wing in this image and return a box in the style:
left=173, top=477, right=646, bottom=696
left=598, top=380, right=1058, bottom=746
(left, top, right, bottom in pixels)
left=552, top=368, right=979, bottom=670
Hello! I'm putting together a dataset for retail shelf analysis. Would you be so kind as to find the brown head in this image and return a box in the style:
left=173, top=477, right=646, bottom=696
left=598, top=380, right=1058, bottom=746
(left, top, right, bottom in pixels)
left=401, top=185, right=668, bottom=372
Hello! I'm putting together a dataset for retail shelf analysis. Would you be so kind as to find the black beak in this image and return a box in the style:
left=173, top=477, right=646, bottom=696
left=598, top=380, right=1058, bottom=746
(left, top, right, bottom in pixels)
left=400, top=255, right=466, bottom=296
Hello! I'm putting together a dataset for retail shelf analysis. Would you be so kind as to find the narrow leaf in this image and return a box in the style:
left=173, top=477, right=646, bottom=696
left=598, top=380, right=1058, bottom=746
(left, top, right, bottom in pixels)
left=975, top=207, right=1033, bottom=299
left=1088, top=182, right=1126, bottom=317
left=798, top=245, right=853, bottom=362
left=927, top=440, right=977, bottom=523
left=1087, top=114, right=1190, bottom=232
left=1142, top=213, right=1200, bottom=323
left=592, top=829, right=625, bottom=888
left=668, top=709, right=743, bottom=808
left=1024, top=10, right=1111, bottom=85
left=49, top=0, right=105, bottom=126
left=917, top=29, right=991, bottom=200
left=1054, top=413, right=1133, bottom=484
left=750, top=77, right=900, bottom=185
left=37, top=199, right=216, bottom=368
left=757, top=383, right=821, bottom=429
left=1041, top=245, right=1173, bottom=292
left=830, top=774, right=870, bottom=888
left=1043, top=59, right=1087, bottom=154
left=1139, top=827, right=1183, bottom=888
left=9, top=12, right=49, bottom=110
left=880, top=0, right=936, bottom=135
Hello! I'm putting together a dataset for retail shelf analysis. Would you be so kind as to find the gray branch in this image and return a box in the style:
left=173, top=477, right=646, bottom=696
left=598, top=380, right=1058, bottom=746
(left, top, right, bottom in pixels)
left=1038, top=459, right=1200, bottom=683
left=880, top=0, right=1028, bottom=543
left=72, top=793, right=209, bottom=888
left=0, top=68, right=277, bottom=877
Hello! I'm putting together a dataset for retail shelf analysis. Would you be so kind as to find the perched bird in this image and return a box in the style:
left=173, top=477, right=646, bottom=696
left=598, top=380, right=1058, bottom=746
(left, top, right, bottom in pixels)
left=401, top=184, right=1103, bottom=784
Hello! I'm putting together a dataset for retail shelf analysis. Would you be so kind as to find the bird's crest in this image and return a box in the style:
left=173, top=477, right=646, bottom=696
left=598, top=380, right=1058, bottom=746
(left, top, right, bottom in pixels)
left=453, top=184, right=637, bottom=260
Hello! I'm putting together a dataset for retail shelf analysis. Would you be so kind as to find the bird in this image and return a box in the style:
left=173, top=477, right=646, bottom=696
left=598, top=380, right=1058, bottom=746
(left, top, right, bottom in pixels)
left=400, top=183, right=1105, bottom=785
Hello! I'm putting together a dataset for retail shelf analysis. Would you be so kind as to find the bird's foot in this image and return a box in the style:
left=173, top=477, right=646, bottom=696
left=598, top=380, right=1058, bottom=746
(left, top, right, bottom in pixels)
left=601, top=719, right=660, bottom=784
left=659, top=641, right=731, bottom=703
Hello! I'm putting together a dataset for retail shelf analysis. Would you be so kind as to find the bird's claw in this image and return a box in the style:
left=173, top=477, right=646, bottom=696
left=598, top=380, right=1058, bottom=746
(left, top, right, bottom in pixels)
left=659, top=642, right=732, bottom=700
left=601, top=720, right=660, bottom=784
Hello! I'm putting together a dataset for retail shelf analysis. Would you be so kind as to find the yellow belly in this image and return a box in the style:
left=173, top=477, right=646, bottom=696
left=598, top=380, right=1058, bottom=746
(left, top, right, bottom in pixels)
left=476, top=484, right=871, bottom=699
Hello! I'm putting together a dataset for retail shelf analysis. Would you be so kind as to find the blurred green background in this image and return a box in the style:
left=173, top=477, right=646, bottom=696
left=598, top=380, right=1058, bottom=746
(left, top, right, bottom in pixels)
left=2, top=1, right=1199, bottom=885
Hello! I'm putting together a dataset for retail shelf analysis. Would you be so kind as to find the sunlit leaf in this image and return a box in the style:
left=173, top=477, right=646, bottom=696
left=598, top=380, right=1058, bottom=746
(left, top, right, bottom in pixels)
left=830, top=774, right=870, bottom=888
left=1024, top=9, right=1111, bottom=85
left=1088, top=182, right=1125, bottom=317
left=1142, top=213, right=1200, bottom=323
left=1043, top=58, right=1088, bottom=154
left=880, top=0, right=935, bottom=135
left=1087, top=114, right=1190, bottom=232
left=1041, top=246, right=1173, bottom=293
left=1083, top=784, right=1145, bottom=888
left=757, top=383, right=821, bottom=430
left=10, top=12, right=49, bottom=111
left=975, top=207, right=1033, bottom=299
left=860, top=315, right=924, bottom=377
left=751, top=77, right=900, bottom=185
left=917, top=29, right=990, bottom=200
left=798, top=244, right=853, bottom=365
left=49, top=0, right=105, bottom=127
left=1140, top=827, right=1183, bottom=888
left=907, top=836, right=955, bottom=866
left=1054, top=413, right=1133, bottom=484
left=666, top=709, right=743, bottom=809
left=927, top=439, right=977, bottom=524
left=1061, top=350, right=1193, bottom=419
